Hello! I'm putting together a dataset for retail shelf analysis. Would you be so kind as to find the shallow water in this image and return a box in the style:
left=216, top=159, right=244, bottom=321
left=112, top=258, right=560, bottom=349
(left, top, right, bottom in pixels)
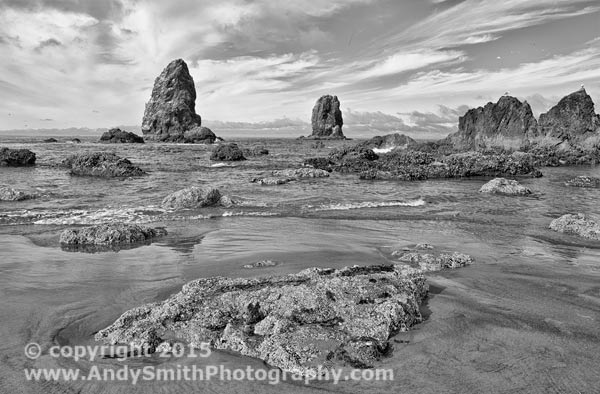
left=1, top=135, right=599, bottom=393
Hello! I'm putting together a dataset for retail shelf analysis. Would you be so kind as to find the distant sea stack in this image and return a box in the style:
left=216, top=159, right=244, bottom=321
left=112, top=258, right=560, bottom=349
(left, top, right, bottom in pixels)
left=141, top=59, right=206, bottom=142
left=538, top=87, right=600, bottom=141
left=309, top=95, right=345, bottom=139
left=447, top=95, right=538, bottom=151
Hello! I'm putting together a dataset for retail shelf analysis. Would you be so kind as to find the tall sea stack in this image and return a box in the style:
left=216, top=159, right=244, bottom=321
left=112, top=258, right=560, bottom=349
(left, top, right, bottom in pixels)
left=141, top=59, right=203, bottom=142
left=310, top=95, right=345, bottom=139
left=447, top=95, right=538, bottom=151
left=538, top=87, right=600, bottom=141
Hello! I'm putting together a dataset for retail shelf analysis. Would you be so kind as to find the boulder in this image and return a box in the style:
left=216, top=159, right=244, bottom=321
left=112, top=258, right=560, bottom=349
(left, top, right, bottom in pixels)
left=43, top=138, right=58, bottom=143
left=538, top=88, right=600, bottom=141
left=71, top=138, right=82, bottom=143
left=447, top=96, right=538, bottom=151
left=310, top=95, right=345, bottom=139
left=210, top=143, right=246, bottom=161
left=479, top=178, right=532, bottom=195
left=59, top=223, right=167, bottom=248
left=95, top=265, right=428, bottom=375
left=565, top=176, right=600, bottom=188
left=100, top=128, right=144, bottom=143
left=0, top=186, right=36, bottom=201
left=161, top=186, right=228, bottom=210
left=63, top=152, right=145, bottom=177
left=549, top=213, right=600, bottom=240
left=0, top=147, right=36, bottom=166
left=183, top=127, right=217, bottom=144
left=141, top=59, right=203, bottom=141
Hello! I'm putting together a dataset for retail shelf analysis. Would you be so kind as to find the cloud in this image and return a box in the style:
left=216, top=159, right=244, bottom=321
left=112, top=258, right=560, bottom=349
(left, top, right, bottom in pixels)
left=35, top=37, right=61, bottom=51
left=358, top=50, right=465, bottom=79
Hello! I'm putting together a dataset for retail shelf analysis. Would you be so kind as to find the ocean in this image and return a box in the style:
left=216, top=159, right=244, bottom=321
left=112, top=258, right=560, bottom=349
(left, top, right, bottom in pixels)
left=1, top=133, right=599, bottom=393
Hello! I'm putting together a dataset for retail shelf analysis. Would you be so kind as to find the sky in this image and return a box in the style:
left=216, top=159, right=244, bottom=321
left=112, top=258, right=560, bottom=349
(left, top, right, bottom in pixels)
left=0, top=0, right=599, bottom=135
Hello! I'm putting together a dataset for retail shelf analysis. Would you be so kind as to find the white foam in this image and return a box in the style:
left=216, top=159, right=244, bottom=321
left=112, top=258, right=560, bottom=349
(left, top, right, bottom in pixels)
left=372, top=147, right=395, bottom=154
left=31, top=207, right=165, bottom=225
left=315, top=199, right=425, bottom=211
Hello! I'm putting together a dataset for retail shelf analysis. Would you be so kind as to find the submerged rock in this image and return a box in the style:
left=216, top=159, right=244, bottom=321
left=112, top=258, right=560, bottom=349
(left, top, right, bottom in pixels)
left=243, top=146, right=269, bottom=157
left=59, top=223, right=167, bottom=249
left=272, top=168, right=330, bottom=179
left=183, top=127, right=217, bottom=144
left=0, top=186, right=36, bottom=201
left=100, top=128, right=144, bottom=143
left=479, top=178, right=532, bottom=195
left=210, top=143, right=246, bottom=161
left=250, top=177, right=293, bottom=186
left=565, top=176, right=600, bottom=188
left=64, top=152, right=145, bottom=177
left=95, top=265, right=428, bottom=375
left=141, top=59, right=203, bottom=141
left=549, top=213, right=600, bottom=240
left=242, top=260, right=279, bottom=269
left=0, top=147, right=36, bottom=166
left=43, top=138, right=58, bottom=143
left=303, top=157, right=335, bottom=172
left=71, top=138, right=82, bottom=144
left=310, top=95, right=345, bottom=139
left=161, top=186, right=229, bottom=210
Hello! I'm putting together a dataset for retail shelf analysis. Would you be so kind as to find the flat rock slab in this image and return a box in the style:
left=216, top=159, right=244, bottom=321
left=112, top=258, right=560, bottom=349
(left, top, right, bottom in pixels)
left=272, top=168, right=330, bottom=179
left=550, top=213, right=600, bottom=240
left=479, top=178, right=532, bottom=195
left=60, top=223, right=167, bottom=252
left=161, top=186, right=231, bottom=210
left=95, top=265, right=428, bottom=376
left=64, top=152, right=145, bottom=177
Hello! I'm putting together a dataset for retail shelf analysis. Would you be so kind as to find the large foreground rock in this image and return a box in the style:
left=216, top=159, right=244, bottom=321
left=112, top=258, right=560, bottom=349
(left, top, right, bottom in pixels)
left=479, top=178, right=532, bottom=195
left=0, top=147, right=36, bottom=166
left=0, top=186, right=36, bottom=201
left=549, top=214, right=600, bottom=240
left=141, top=59, right=203, bottom=141
left=95, top=265, right=428, bottom=375
left=100, top=128, right=144, bottom=143
left=64, top=152, right=145, bottom=177
left=161, top=186, right=231, bottom=209
left=60, top=223, right=167, bottom=249
left=310, top=95, right=344, bottom=139
left=210, top=143, right=246, bottom=161
left=447, top=96, right=538, bottom=151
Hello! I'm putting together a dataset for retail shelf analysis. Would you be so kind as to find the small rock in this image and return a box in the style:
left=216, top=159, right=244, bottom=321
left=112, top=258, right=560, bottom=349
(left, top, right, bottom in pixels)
left=242, top=260, right=279, bottom=269
left=161, top=186, right=224, bottom=210
left=70, top=138, right=82, bottom=143
left=272, top=168, right=330, bottom=179
left=100, top=128, right=144, bottom=143
left=251, top=177, right=293, bottom=186
left=210, top=143, right=246, bottom=161
left=0, top=186, right=36, bottom=201
left=549, top=213, right=600, bottom=240
left=43, top=138, right=58, bottom=143
left=479, top=178, right=532, bottom=195
left=0, top=147, right=36, bottom=166
left=565, top=176, right=600, bottom=188
left=243, top=146, right=269, bottom=156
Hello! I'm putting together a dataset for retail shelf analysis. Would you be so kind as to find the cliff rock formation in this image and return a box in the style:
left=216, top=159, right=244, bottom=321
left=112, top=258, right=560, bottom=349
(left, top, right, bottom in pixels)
left=141, top=59, right=203, bottom=141
left=448, top=96, right=538, bottom=151
left=310, top=95, right=344, bottom=139
left=538, top=88, right=600, bottom=141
